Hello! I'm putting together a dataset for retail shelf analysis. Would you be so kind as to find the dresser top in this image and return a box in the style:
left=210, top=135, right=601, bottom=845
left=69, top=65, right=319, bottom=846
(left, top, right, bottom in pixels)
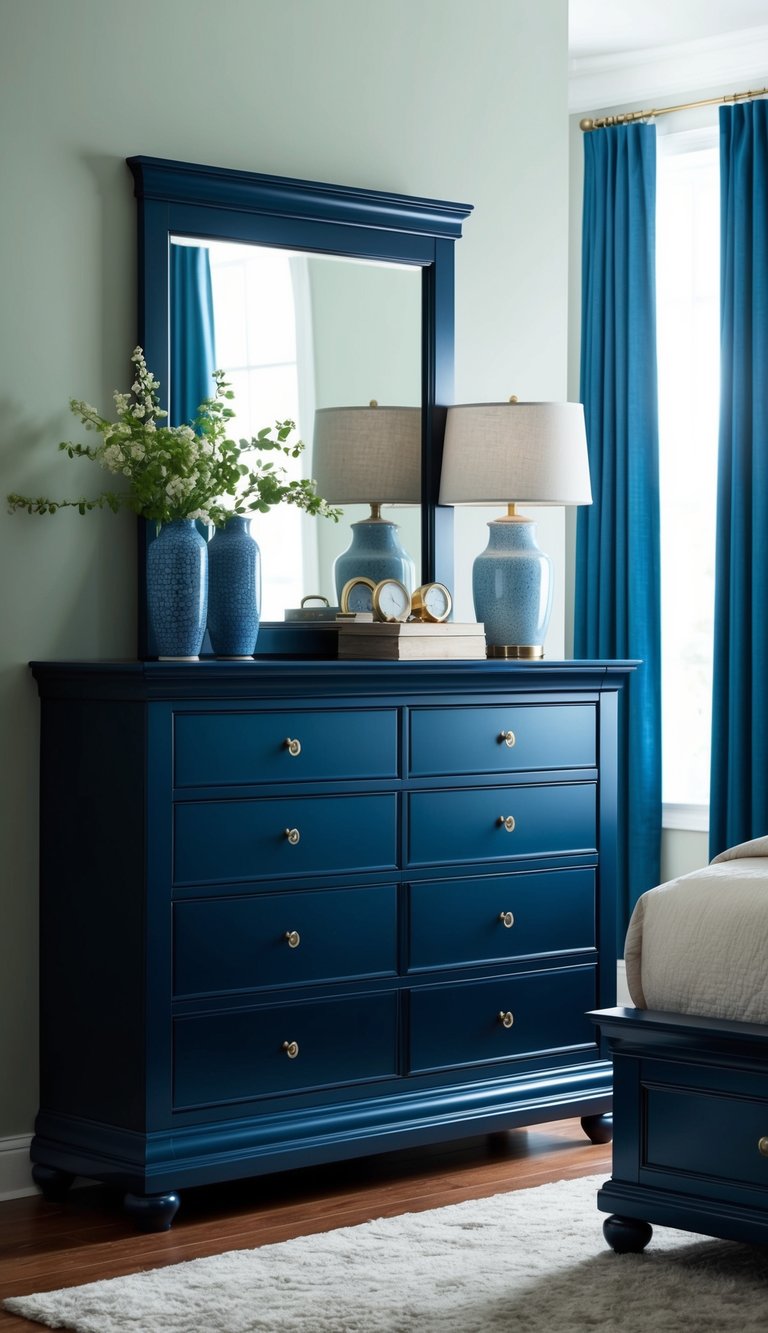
left=30, top=658, right=638, bottom=702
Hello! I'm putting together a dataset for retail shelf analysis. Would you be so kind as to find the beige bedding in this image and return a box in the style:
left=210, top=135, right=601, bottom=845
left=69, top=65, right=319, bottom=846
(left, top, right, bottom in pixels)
left=624, top=835, right=768, bottom=1023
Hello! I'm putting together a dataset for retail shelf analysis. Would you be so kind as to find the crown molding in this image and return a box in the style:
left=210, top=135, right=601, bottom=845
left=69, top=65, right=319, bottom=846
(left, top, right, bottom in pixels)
left=569, top=24, right=768, bottom=116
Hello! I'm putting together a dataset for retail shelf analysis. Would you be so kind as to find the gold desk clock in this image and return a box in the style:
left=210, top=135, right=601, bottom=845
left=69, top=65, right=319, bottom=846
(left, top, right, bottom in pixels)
left=411, top=582, right=452, bottom=623
left=372, top=578, right=411, bottom=623
left=339, top=576, right=377, bottom=615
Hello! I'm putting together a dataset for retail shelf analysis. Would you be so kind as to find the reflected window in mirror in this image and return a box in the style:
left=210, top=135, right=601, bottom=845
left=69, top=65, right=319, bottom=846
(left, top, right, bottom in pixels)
left=171, top=236, right=421, bottom=619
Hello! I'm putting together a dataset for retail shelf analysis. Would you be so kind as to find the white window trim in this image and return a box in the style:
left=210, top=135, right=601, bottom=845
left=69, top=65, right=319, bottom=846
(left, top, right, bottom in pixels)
left=662, top=803, right=709, bottom=833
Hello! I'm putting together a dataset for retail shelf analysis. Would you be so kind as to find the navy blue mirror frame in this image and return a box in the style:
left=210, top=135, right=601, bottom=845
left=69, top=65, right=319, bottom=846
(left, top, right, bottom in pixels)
left=127, top=156, right=473, bottom=659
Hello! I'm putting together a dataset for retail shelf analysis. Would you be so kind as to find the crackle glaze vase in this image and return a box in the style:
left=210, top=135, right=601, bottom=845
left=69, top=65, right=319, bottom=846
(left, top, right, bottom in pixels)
left=146, top=520, right=208, bottom=660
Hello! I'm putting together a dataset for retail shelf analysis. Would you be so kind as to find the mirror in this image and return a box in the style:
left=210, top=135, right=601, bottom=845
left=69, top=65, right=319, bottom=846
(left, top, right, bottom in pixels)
left=128, top=155, right=472, bottom=656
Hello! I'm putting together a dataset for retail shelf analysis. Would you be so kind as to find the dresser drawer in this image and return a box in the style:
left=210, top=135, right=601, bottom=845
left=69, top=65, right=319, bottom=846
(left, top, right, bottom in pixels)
left=408, top=868, right=595, bottom=971
left=174, top=793, right=398, bottom=885
left=409, top=704, right=596, bottom=778
left=174, top=708, right=399, bottom=787
left=173, top=992, right=398, bottom=1107
left=174, top=885, right=398, bottom=996
left=409, top=966, right=597, bottom=1073
left=407, top=783, right=596, bottom=867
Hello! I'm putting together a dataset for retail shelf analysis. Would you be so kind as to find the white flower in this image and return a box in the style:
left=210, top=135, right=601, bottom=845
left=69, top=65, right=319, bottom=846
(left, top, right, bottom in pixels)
left=130, top=442, right=145, bottom=460
left=188, top=508, right=211, bottom=523
left=102, top=443, right=124, bottom=470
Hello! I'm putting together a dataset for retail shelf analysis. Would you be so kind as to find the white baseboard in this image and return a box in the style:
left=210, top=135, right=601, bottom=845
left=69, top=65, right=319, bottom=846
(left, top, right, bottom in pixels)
left=0, top=1135, right=37, bottom=1201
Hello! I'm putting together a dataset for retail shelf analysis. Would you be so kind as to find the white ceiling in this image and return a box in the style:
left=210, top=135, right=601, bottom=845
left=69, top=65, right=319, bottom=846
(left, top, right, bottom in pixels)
left=568, top=0, right=768, bottom=112
left=569, top=0, right=768, bottom=60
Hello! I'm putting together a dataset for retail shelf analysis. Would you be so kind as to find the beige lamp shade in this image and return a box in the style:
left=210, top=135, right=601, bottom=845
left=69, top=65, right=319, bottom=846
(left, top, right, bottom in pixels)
left=312, top=404, right=422, bottom=505
left=438, top=401, right=592, bottom=507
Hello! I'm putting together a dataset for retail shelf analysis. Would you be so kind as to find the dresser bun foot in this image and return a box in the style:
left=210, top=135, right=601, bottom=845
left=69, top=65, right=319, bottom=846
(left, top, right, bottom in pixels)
left=581, top=1112, right=613, bottom=1144
left=603, top=1214, right=653, bottom=1253
left=123, top=1191, right=181, bottom=1232
left=32, top=1164, right=75, bottom=1202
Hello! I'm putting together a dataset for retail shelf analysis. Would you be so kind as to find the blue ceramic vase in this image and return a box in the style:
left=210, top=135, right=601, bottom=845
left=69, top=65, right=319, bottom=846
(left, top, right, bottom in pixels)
left=207, top=516, right=261, bottom=658
left=333, top=517, right=415, bottom=601
left=472, top=518, right=552, bottom=656
left=147, top=519, right=208, bottom=659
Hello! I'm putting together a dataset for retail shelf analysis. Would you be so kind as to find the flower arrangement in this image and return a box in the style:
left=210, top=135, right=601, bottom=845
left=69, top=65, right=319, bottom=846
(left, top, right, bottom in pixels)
left=7, top=347, right=341, bottom=528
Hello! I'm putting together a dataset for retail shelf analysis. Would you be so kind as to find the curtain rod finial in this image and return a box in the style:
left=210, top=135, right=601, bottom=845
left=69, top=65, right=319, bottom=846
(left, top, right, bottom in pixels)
left=580, top=117, right=595, bottom=132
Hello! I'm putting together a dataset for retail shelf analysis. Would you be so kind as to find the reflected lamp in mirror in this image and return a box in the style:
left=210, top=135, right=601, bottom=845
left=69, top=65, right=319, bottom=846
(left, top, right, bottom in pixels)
left=312, top=403, right=421, bottom=599
left=438, top=400, right=592, bottom=658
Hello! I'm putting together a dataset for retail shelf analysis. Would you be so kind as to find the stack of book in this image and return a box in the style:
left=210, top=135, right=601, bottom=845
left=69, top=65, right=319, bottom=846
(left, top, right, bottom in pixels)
left=337, top=621, right=486, bottom=661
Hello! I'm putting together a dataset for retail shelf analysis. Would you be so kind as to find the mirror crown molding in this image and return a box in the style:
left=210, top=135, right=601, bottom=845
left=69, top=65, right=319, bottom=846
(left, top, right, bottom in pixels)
left=127, top=156, right=472, bottom=239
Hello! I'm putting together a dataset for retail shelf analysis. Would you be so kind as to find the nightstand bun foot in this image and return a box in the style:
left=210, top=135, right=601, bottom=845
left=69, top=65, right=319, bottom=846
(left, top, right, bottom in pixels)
left=603, top=1214, right=653, bottom=1253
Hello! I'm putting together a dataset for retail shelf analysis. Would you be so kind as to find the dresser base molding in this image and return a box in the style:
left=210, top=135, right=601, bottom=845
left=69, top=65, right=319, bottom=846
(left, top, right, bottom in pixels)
left=32, top=1060, right=612, bottom=1209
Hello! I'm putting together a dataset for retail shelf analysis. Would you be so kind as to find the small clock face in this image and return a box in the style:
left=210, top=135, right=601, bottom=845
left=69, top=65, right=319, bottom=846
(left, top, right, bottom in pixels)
left=340, top=576, right=376, bottom=614
left=372, top=578, right=411, bottom=623
left=412, top=582, right=452, bottom=623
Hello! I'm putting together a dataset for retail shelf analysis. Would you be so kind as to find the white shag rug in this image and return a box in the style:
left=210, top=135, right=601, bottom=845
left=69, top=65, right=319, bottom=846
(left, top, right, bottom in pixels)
left=6, top=1172, right=768, bottom=1332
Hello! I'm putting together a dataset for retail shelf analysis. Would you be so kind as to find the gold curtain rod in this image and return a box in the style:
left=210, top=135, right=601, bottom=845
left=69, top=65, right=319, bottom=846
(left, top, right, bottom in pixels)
left=580, top=86, right=768, bottom=132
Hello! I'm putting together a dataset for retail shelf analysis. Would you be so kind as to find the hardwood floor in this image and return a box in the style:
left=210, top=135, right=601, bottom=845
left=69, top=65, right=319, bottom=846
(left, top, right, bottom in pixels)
left=0, top=1119, right=611, bottom=1329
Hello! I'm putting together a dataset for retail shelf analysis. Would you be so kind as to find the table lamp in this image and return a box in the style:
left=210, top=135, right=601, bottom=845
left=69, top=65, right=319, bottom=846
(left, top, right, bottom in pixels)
left=312, top=403, right=421, bottom=599
left=438, top=400, right=592, bottom=657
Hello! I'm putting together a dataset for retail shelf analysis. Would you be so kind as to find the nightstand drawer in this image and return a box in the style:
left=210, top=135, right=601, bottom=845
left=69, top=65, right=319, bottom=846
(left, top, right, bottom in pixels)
left=408, top=868, right=595, bottom=970
left=644, top=1081, right=768, bottom=1192
left=173, top=992, right=398, bottom=1107
left=410, top=966, right=597, bottom=1073
left=174, top=793, right=398, bottom=884
left=406, top=783, right=596, bottom=867
left=409, top=704, right=596, bottom=778
left=174, top=885, right=398, bottom=996
left=174, top=708, right=399, bottom=787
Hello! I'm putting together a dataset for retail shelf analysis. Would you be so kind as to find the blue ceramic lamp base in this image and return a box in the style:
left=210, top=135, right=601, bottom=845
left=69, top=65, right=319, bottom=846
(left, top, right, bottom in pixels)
left=472, top=517, right=553, bottom=658
left=333, top=515, right=416, bottom=601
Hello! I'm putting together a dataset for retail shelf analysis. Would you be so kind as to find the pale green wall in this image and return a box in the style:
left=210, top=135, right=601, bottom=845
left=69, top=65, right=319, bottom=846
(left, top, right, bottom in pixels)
left=0, top=0, right=570, bottom=1148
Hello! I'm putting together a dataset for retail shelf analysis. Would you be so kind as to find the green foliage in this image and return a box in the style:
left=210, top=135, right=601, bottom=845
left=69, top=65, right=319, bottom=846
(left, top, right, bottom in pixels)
left=7, top=348, right=341, bottom=528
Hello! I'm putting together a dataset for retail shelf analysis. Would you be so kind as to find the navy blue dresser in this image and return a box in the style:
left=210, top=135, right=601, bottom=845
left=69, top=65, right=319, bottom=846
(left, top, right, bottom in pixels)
left=30, top=658, right=632, bottom=1229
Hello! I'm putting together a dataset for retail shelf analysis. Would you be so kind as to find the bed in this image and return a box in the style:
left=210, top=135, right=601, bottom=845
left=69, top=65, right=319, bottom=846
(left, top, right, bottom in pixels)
left=591, top=835, right=768, bottom=1252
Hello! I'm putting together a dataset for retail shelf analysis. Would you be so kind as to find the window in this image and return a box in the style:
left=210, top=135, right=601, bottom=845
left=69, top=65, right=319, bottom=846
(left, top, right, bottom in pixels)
left=656, top=126, right=720, bottom=829
left=208, top=242, right=317, bottom=619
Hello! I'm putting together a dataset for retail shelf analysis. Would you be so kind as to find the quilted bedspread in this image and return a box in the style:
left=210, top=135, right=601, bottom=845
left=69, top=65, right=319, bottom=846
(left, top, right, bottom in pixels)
left=624, top=835, right=768, bottom=1023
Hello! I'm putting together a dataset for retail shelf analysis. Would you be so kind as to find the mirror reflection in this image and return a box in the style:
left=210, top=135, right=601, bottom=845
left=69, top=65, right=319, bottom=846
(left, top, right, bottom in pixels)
left=171, top=237, right=422, bottom=621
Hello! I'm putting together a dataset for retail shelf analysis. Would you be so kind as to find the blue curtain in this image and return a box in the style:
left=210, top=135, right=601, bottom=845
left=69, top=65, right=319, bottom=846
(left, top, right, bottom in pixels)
left=170, top=245, right=216, bottom=428
left=575, top=123, right=662, bottom=939
left=709, top=102, right=768, bottom=857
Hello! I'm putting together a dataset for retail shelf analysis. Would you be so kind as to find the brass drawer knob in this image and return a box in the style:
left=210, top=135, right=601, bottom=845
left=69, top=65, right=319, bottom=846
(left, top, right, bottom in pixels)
left=499, top=730, right=516, bottom=748
left=498, top=815, right=516, bottom=832
left=285, top=737, right=302, bottom=757
left=498, top=1010, right=515, bottom=1028
left=758, top=1137, right=768, bottom=1157
left=284, top=827, right=301, bottom=845
left=282, top=1040, right=300, bottom=1059
left=499, top=911, right=515, bottom=928
left=284, top=930, right=301, bottom=948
